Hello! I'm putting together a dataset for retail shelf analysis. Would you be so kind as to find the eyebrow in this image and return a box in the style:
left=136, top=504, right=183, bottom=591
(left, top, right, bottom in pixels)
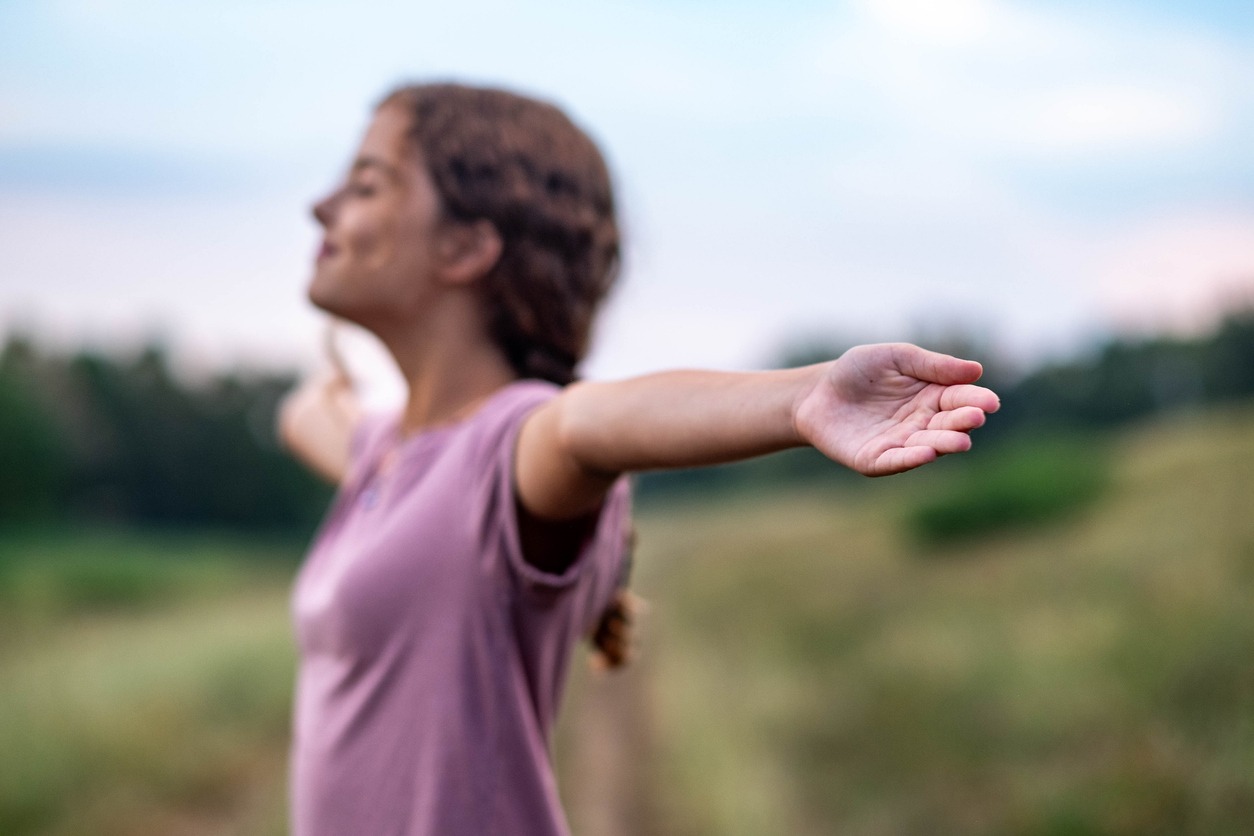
left=350, top=156, right=403, bottom=181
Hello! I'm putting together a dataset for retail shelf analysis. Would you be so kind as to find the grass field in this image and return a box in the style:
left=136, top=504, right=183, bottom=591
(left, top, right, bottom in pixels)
left=615, top=404, right=1254, bottom=835
left=2, top=404, right=1253, bottom=835
left=0, top=533, right=300, bottom=836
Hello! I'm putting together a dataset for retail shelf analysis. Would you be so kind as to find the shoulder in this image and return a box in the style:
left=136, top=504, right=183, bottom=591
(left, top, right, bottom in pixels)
left=483, top=379, right=562, bottom=420
left=462, top=379, right=562, bottom=455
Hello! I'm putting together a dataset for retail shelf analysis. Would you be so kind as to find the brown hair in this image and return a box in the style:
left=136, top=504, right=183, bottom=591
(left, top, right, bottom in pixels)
left=380, top=82, right=620, bottom=386
left=383, top=82, right=634, bottom=668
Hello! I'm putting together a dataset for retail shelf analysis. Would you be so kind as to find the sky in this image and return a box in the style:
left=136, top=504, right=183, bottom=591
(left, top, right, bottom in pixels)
left=3, top=0, right=1254, bottom=393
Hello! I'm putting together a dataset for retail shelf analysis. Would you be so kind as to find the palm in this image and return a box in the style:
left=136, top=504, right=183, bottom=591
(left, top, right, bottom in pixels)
left=795, top=344, right=1000, bottom=476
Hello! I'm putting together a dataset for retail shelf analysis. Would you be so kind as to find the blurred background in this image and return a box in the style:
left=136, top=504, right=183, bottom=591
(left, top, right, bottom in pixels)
left=2, top=1, right=1252, bottom=834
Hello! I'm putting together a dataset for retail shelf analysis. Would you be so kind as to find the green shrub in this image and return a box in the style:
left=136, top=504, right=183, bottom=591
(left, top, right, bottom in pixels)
left=906, top=437, right=1110, bottom=546
left=0, top=529, right=298, bottom=625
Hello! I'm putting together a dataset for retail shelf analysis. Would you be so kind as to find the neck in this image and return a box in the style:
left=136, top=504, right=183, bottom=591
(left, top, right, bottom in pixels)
left=373, top=294, right=519, bottom=435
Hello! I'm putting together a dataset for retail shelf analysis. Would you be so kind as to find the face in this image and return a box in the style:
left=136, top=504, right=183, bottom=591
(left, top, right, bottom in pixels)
left=308, top=104, right=446, bottom=331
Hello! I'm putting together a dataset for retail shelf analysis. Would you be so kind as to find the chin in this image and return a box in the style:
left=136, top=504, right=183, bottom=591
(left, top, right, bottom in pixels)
left=308, top=286, right=374, bottom=333
left=307, top=274, right=344, bottom=316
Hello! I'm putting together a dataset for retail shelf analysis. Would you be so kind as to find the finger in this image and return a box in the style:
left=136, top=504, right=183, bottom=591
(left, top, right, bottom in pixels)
left=927, top=406, right=987, bottom=432
left=939, top=384, right=1000, bottom=413
left=904, top=429, right=974, bottom=455
left=893, top=344, right=984, bottom=386
left=872, top=445, right=938, bottom=475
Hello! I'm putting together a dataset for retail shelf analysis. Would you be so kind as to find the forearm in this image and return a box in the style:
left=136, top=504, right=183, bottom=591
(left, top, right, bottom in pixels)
left=518, top=343, right=997, bottom=519
left=516, top=365, right=822, bottom=518
left=555, top=365, right=822, bottom=475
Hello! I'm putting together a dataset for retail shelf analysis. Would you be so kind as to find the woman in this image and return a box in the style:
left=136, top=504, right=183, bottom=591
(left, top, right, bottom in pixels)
left=280, top=82, right=999, bottom=835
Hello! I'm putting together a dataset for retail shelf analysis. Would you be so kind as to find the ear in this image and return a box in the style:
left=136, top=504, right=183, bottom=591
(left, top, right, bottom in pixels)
left=435, top=219, right=503, bottom=286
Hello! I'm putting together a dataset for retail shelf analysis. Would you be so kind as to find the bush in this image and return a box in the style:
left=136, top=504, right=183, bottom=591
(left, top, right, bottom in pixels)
left=906, top=437, right=1110, bottom=546
left=0, top=529, right=299, bottom=624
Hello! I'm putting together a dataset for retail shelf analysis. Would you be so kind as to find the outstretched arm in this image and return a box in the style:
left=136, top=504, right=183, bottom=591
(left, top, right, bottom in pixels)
left=515, top=343, right=1000, bottom=519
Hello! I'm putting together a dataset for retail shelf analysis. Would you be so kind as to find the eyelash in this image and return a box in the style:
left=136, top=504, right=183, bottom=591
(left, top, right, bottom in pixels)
left=347, top=182, right=377, bottom=198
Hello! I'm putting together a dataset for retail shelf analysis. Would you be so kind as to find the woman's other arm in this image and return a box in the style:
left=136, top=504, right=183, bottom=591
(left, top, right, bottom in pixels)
left=277, top=370, right=361, bottom=484
left=515, top=343, right=1000, bottom=520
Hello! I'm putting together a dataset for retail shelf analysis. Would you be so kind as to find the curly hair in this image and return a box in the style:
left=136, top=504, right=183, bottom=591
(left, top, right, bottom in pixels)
left=380, top=83, right=621, bottom=386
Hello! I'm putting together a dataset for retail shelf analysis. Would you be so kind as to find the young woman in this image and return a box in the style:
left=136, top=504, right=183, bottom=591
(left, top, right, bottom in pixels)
left=280, top=82, right=999, bottom=836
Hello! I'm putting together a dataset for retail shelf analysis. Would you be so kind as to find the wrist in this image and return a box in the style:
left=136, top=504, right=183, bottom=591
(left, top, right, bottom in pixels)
left=787, top=362, right=828, bottom=449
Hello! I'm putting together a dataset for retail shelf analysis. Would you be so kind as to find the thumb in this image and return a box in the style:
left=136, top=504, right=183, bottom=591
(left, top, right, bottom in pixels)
left=893, top=344, right=984, bottom=385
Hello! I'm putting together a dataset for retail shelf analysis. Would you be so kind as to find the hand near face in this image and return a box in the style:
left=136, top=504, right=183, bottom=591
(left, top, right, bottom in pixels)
left=794, top=344, right=1000, bottom=476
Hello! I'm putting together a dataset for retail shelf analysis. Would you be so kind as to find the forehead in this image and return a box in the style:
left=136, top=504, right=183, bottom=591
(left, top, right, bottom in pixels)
left=355, top=104, right=418, bottom=169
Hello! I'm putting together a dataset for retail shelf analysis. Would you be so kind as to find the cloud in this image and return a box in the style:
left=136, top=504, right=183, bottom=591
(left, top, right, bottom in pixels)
left=856, top=0, right=994, bottom=47
left=3, top=0, right=1253, bottom=378
left=0, top=142, right=263, bottom=197
left=1, top=190, right=322, bottom=370
left=1092, top=210, right=1254, bottom=334
left=1005, top=84, right=1219, bottom=157
left=802, top=0, right=1234, bottom=161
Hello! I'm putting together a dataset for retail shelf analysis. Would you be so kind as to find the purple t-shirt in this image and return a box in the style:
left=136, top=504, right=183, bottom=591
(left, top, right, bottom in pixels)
left=290, top=380, right=632, bottom=836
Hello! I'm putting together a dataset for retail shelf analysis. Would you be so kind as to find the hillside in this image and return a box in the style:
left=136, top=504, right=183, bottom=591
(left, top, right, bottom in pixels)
left=1, top=404, right=1251, bottom=835
left=560, top=403, right=1254, bottom=835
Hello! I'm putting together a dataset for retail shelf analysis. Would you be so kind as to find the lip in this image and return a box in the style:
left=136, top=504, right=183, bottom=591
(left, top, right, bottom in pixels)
left=316, top=241, right=338, bottom=261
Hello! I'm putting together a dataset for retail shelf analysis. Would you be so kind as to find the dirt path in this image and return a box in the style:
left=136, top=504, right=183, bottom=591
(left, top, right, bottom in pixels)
left=560, top=653, right=663, bottom=836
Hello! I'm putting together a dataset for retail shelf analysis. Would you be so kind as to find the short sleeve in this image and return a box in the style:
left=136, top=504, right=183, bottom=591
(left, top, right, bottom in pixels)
left=475, top=383, right=633, bottom=602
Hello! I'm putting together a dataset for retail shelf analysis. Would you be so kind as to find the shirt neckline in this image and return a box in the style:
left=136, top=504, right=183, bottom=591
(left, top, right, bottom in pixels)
left=378, top=378, right=555, bottom=464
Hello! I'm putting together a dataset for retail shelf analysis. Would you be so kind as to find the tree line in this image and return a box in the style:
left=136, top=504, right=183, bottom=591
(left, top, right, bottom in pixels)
left=991, top=310, right=1254, bottom=437
left=638, top=306, right=1254, bottom=499
left=0, top=337, right=331, bottom=531
left=2, top=306, right=1252, bottom=528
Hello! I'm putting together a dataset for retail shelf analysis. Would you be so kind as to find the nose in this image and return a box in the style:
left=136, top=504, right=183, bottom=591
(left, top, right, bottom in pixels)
left=312, top=191, right=336, bottom=228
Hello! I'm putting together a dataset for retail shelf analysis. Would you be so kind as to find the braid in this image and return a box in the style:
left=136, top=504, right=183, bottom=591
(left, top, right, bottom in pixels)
left=589, top=528, right=639, bottom=670
left=502, top=338, right=577, bottom=386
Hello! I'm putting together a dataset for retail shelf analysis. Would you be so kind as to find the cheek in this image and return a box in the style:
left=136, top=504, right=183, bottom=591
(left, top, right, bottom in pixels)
left=341, top=215, right=392, bottom=272
left=333, top=198, right=434, bottom=303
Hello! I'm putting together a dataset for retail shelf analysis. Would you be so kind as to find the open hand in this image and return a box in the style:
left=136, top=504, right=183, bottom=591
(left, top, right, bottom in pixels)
left=793, top=343, right=1000, bottom=476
